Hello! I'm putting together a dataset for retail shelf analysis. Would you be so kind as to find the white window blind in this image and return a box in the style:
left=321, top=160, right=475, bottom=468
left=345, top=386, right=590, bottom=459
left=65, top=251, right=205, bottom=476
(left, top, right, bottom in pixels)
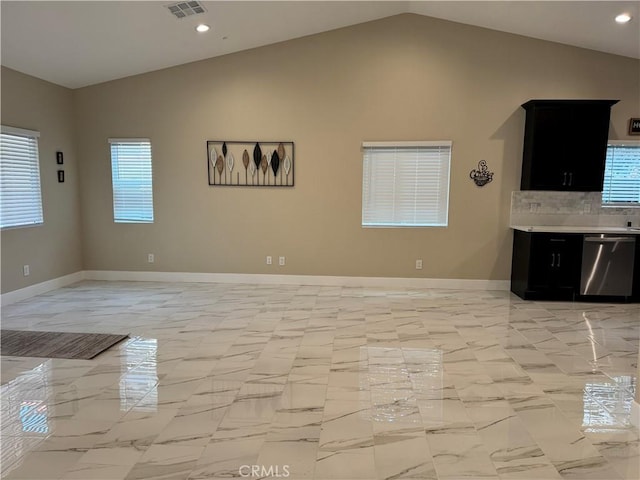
left=362, top=141, right=451, bottom=227
left=602, top=141, right=640, bottom=206
left=109, top=139, right=154, bottom=223
left=0, top=126, right=43, bottom=229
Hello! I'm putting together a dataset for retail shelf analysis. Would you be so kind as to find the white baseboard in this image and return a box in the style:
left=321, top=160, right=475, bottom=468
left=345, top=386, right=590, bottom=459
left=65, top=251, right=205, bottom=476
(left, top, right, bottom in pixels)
left=1, top=270, right=510, bottom=305
left=1, top=271, right=85, bottom=306
left=632, top=400, right=640, bottom=429
left=84, top=270, right=510, bottom=290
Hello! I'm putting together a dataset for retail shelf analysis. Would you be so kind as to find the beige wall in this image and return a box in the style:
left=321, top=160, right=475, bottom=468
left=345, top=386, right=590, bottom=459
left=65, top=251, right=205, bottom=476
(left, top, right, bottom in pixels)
left=73, top=14, right=639, bottom=280
left=3, top=14, right=639, bottom=291
left=1, top=67, right=83, bottom=293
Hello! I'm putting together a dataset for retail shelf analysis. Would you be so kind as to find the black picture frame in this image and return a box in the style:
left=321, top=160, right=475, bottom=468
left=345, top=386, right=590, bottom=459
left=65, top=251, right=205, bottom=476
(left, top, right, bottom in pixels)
left=629, top=118, right=640, bottom=135
left=57, top=170, right=65, bottom=183
left=56, top=151, right=64, bottom=164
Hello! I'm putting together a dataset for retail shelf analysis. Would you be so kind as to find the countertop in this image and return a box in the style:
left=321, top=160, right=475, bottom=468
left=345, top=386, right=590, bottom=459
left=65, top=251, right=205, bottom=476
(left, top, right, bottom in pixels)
left=511, top=225, right=640, bottom=234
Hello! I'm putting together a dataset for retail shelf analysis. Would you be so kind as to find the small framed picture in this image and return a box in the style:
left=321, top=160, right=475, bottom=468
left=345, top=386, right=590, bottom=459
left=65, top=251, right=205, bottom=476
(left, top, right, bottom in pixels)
left=56, top=151, right=64, bottom=164
left=57, top=170, right=65, bottom=183
left=629, top=118, right=640, bottom=135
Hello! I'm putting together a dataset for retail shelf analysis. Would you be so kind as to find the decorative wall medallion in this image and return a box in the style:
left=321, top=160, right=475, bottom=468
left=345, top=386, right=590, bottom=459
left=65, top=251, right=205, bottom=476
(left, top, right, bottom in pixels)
left=470, top=160, right=494, bottom=187
left=207, top=140, right=294, bottom=186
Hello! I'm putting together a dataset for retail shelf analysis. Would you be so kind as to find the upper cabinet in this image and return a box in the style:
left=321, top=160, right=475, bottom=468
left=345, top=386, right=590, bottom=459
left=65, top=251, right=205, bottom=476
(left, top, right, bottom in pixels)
left=520, top=99, right=618, bottom=191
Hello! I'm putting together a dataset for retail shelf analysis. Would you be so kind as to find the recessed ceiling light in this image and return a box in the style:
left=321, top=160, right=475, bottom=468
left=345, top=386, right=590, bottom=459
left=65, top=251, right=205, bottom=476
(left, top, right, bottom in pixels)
left=195, top=24, right=210, bottom=33
left=615, top=13, right=632, bottom=24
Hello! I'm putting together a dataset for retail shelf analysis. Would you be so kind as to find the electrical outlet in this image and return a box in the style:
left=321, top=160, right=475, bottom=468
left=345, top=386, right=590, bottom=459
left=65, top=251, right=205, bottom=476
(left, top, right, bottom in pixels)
left=582, top=201, right=591, bottom=213
left=266, top=256, right=272, bottom=265
left=148, top=254, right=155, bottom=263
left=415, top=259, right=423, bottom=270
left=279, top=256, right=285, bottom=266
left=23, top=265, right=30, bottom=276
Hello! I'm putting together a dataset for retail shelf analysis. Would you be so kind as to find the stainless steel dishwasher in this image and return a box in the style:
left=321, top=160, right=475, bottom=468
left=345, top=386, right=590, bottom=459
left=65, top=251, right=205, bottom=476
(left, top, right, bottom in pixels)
left=580, top=235, right=636, bottom=296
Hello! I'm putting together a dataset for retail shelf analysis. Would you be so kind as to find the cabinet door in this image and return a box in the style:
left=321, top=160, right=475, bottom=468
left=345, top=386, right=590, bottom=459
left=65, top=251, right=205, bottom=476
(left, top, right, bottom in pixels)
left=566, top=105, right=610, bottom=191
left=529, top=234, right=581, bottom=290
left=553, top=237, right=581, bottom=287
left=527, top=106, right=573, bottom=190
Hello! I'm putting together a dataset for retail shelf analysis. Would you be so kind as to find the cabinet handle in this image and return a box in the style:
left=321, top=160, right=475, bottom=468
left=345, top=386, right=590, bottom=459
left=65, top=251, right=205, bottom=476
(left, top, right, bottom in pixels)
left=551, top=253, right=556, bottom=267
left=568, top=172, right=573, bottom=186
left=585, top=237, right=635, bottom=243
left=557, top=253, right=561, bottom=268
left=562, top=172, right=567, bottom=186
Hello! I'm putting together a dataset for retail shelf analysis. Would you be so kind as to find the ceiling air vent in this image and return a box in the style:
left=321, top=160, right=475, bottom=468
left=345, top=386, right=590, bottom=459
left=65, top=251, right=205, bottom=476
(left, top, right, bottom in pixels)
left=165, top=1, right=207, bottom=19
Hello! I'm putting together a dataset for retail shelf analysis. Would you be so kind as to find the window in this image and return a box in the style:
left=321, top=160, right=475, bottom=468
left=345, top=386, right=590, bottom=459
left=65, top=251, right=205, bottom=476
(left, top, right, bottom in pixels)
left=109, top=139, right=154, bottom=223
left=362, top=141, right=451, bottom=227
left=0, top=126, right=43, bottom=229
left=602, top=141, right=640, bottom=206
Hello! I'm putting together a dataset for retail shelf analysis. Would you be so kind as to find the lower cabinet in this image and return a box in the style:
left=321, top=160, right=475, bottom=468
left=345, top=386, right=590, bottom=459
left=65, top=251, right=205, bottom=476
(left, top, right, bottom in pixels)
left=511, top=231, right=583, bottom=300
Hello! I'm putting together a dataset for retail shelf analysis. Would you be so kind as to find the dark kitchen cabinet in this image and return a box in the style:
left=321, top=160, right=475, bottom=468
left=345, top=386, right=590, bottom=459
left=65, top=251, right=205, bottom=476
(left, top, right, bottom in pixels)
left=520, top=100, right=618, bottom=191
left=511, top=230, right=583, bottom=300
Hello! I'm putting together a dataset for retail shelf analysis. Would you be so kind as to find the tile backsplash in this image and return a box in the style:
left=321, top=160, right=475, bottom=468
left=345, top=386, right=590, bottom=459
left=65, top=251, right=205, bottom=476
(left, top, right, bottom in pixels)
left=511, top=191, right=640, bottom=227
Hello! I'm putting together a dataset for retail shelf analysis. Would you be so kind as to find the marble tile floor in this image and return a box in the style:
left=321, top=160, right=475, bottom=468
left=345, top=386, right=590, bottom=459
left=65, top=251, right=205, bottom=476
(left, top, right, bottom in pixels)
left=0, top=280, right=638, bottom=480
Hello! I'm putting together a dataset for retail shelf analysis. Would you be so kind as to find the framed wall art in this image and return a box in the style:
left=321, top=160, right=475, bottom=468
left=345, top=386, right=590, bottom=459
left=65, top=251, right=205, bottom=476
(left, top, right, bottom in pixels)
left=207, top=140, right=294, bottom=187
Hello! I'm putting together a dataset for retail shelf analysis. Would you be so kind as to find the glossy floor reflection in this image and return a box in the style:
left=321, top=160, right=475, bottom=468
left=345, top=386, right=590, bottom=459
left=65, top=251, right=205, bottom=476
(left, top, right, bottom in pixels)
left=1, top=281, right=638, bottom=479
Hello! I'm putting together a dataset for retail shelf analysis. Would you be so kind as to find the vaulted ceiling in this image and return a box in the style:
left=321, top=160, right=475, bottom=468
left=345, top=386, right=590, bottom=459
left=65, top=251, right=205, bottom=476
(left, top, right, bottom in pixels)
left=1, top=1, right=638, bottom=89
